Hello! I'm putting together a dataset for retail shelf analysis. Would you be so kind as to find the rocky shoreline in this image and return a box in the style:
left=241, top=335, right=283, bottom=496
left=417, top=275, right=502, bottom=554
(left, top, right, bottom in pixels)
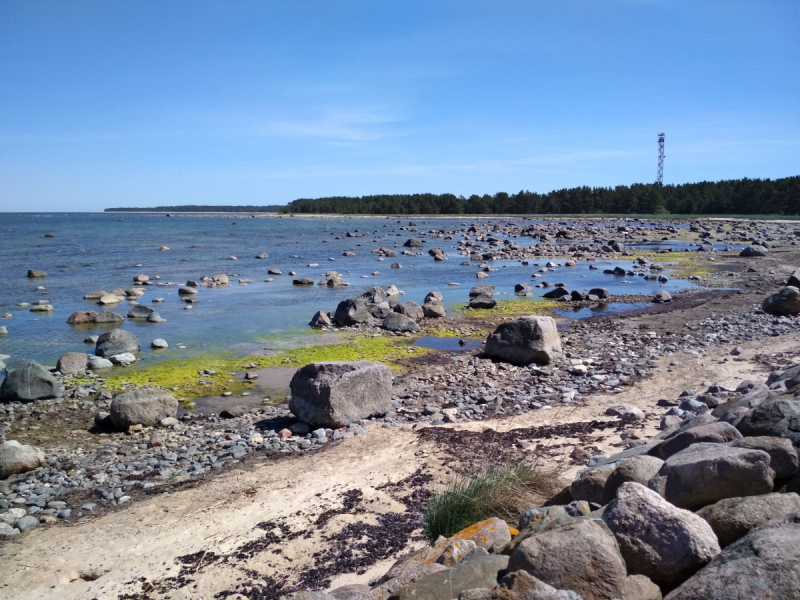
left=1, top=217, right=799, bottom=599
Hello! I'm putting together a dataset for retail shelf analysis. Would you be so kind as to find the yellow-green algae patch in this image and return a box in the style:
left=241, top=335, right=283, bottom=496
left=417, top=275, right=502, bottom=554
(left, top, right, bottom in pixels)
left=104, top=333, right=433, bottom=401
left=632, top=251, right=723, bottom=282
left=461, top=298, right=560, bottom=317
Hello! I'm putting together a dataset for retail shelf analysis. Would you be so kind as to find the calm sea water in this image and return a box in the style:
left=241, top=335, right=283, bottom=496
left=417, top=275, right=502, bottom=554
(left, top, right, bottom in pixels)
left=0, top=213, right=717, bottom=367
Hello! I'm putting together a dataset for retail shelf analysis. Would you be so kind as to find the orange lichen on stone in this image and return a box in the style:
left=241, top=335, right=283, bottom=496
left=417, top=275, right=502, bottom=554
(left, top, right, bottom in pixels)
left=508, top=526, right=519, bottom=537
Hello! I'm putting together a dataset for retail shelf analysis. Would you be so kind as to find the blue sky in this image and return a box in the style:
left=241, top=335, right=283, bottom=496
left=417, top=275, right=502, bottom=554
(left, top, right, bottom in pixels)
left=0, top=1, right=798, bottom=211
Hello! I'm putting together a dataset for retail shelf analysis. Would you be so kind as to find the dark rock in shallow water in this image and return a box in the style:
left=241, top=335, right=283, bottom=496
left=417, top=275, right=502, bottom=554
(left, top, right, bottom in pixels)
left=469, top=284, right=494, bottom=298
left=66, top=311, right=98, bottom=325
left=94, top=311, right=124, bottom=324
left=95, top=329, right=140, bottom=357
left=333, top=298, right=372, bottom=326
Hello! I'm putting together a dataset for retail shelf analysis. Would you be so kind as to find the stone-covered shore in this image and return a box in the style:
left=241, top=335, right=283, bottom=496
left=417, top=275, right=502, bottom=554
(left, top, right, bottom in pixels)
left=1, top=217, right=799, bottom=599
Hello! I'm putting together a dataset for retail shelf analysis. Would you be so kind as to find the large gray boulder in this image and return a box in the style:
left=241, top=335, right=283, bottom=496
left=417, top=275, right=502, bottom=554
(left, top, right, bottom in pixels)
left=469, top=285, right=495, bottom=298
left=0, top=441, right=45, bottom=479
left=739, top=244, right=769, bottom=257
left=469, top=295, right=497, bottom=309
left=289, top=361, right=392, bottom=428
left=56, top=352, right=88, bottom=374
left=665, top=512, right=800, bottom=600
left=0, top=361, right=62, bottom=402
left=507, top=519, right=627, bottom=600
left=603, top=482, right=720, bottom=588
left=394, top=302, right=424, bottom=322
left=762, top=286, right=800, bottom=315
left=422, top=302, right=447, bottom=318
left=651, top=422, right=743, bottom=460
left=696, top=492, right=800, bottom=547
left=647, top=443, right=774, bottom=510
left=109, top=388, right=179, bottom=429
left=333, top=299, right=372, bottom=326
left=736, top=399, right=800, bottom=446
left=382, top=312, right=419, bottom=333
left=728, top=436, right=798, bottom=479
left=484, top=316, right=562, bottom=365
left=95, top=329, right=140, bottom=357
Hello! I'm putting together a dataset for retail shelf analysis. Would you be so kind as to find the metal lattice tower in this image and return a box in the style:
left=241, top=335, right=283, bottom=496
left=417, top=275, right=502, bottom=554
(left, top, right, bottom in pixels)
left=657, top=132, right=665, bottom=185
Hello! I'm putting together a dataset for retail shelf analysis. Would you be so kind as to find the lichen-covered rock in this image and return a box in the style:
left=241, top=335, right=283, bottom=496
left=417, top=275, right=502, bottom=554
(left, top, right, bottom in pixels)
left=376, top=518, right=512, bottom=594
left=696, top=493, right=800, bottom=547
left=602, top=482, right=720, bottom=588
left=289, top=361, right=392, bottom=428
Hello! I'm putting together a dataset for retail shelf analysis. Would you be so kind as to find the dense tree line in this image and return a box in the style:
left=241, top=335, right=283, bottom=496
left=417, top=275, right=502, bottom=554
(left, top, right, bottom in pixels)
left=105, top=204, right=285, bottom=213
left=279, top=176, right=799, bottom=216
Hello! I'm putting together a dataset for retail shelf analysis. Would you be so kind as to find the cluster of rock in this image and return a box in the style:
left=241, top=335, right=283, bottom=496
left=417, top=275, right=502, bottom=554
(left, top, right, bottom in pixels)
left=310, top=286, right=447, bottom=333
left=290, top=363, right=800, bottom=600
left=0, top=359, right=401, bottom=538
left=360, top=217, right=797, bottom=266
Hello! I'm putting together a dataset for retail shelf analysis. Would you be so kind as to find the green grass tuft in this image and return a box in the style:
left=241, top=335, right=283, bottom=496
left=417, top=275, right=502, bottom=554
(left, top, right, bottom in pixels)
left=424, top=461, right=562, bottom=542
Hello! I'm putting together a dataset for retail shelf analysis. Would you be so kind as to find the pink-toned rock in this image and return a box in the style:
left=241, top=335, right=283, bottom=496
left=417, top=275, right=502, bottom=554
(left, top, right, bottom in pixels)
left=278, top=429, right=292, bottom=438
left=66, top=311, right=98, bottom=325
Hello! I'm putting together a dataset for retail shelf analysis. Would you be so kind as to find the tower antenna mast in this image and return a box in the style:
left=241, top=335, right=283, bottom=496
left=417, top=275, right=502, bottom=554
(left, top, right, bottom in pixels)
left=657, top=132, right=665, bottom=185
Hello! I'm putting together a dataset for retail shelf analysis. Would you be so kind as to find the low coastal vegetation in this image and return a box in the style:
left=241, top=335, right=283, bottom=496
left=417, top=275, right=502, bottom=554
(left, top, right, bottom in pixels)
left=425, top=461, right=562, bottom=541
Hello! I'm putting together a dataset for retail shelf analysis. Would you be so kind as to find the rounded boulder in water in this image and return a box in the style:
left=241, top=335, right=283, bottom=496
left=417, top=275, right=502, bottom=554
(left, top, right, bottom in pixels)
left=95, top=329, right=140, bottom=357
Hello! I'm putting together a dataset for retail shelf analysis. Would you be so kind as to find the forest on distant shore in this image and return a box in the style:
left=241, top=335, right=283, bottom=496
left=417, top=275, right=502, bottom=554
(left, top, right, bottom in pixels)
left=104, top=204, right=285, bottom=213
left=279, top=176, right=799, bottom=216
